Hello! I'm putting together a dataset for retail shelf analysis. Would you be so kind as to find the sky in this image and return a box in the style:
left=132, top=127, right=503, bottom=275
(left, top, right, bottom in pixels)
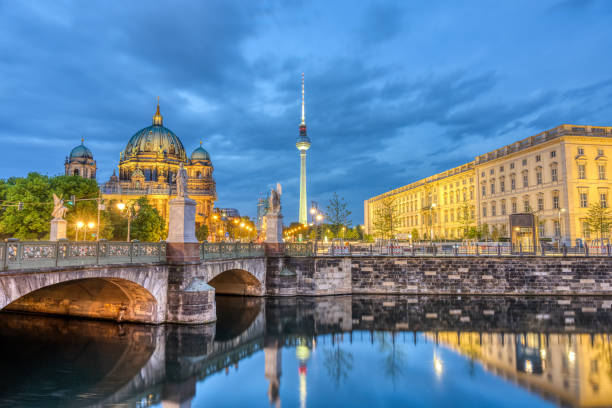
left=1, top=0, right=612, bottom=224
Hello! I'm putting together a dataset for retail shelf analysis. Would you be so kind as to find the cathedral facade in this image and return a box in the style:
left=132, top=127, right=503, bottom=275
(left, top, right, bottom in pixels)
left=64, top=102, right=216, bottom=230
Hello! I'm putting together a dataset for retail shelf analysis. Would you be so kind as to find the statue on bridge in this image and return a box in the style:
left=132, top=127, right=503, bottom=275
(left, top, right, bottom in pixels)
left=268, top=183, right=282, bottom=215
left=173, top=162, right=189, bottom=198
left=265, top=183, right=283, bottom=244
left=51, top=194, right=68, bottom=220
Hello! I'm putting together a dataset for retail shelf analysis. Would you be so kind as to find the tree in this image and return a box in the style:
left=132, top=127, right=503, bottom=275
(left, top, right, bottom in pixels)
left=196, top=223, right=209, bottom=242
left=457, top=203, right=475, bottom=238
left=0, top=173, right=53, bottom=240
left=372, top=197, right=397, bottom=239
left=323, top=335, right=354, bottom=388
left=325, top=193, right=352, bottom=237
left=586, top=202, right=612, bottom=242
left=130, top=197, right=167, bottom=242
left=410, top=228, right=419, bottom=242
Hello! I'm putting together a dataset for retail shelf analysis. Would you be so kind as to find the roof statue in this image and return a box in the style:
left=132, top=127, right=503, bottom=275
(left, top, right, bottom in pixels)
left=51, top=194, right=68, bottom=220
left=269, top=183, right=282, bottom=215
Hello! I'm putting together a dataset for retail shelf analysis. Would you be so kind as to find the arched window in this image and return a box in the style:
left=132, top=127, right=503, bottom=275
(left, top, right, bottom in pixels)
left=196, top=171, right=202, bottom=178
left=73, top=169, right=79, bottom=176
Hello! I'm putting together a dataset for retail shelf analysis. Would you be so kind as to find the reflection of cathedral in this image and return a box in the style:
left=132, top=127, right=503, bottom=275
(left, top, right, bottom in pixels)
left=64, top=101, right=216, bottom=229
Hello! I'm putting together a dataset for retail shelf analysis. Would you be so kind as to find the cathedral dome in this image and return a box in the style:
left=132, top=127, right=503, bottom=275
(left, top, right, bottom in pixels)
left=190, top=143, right=210, bottom=162
left=70, top=141, right=93, bottom=159
left=121, top=103, right=187, bottom=161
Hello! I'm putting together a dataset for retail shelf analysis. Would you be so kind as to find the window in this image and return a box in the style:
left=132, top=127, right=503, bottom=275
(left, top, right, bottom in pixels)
left=580, top=193, right=588, bottom=208
left=491, top=203, right=496, bottom=216
left=554, top=220, right=560, bottom=237
left=450, top=212, right=454, bottom=222
left=490, top=169, right=494, bottom=175
left=510, top=163, right=515, bottom=169
left=500, top=179, right=505, bottom=193
left=500, top=166, right=504, bottom=172
left=73, top=169, right=79, bottom=176
left=598, top=165, right=606, bottom=180
left=551, top=167, right=558, bottom=182
left=553, top=195, right=559, bottom=209
left=538, top=196, right=544, bottom=211
left=578, top=164, right=586, bottom=179
left=501, top=201, right=507, bottom=215
left=481, top=172, right=485, bottom=177
left=511, top=176, right=516, bottom=190
left=551, top=150, right=556, bottom=158
left=598, top=148, right=604, bottom=156
left=490, top=181, right=495, bottom=195
left=536, top=154, right=541, bottom=162
left=601, top=193, right=608, bottom=208
left=536, top=169, right=543, bottom=185
left=522, top=172, right=529, bottom=188
left=470, top=189, right=474, bottom=200
left=483, top=205, right=487, bottom=217
left=538, top=223, right=545, bottom=238
left=523, top=198, right=530, bottom=212
left=578, top=147, right=584, bottom=155
left=482, top=185, right=486, bottom=197
left=511, top=201, right=517, bottom=214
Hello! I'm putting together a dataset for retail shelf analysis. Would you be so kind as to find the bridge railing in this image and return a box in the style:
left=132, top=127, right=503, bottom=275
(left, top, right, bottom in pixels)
left=284, top=243, right=314, bottom=257
left=1, top=240, right=166, bottom=271
left=200, top=243, right=265, bottom=260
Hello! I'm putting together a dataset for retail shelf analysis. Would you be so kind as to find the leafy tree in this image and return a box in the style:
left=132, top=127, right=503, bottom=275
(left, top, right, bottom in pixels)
left=196, top=223, right=209, bottom=242
left=344, top=227, right=360, bottom=240
left=491, top=225, right=500, bottom=242
left=0, top=173, right=53, bottom=240
left=410, top=228, right=419, bottom=242
left=586, top=202, right=612, bottom=242
left=372, top=197, right=397, bottom=239
left=325, top=193, right=352, bottom=237
left=130, top=197, right=167, bottom=242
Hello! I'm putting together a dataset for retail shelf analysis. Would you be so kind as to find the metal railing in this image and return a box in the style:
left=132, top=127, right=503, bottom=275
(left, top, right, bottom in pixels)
left=1, top=240, right=166, bottom=271
left=200, top=243, right=265, bottom=260
left=310, top=241, right=612, bottom=257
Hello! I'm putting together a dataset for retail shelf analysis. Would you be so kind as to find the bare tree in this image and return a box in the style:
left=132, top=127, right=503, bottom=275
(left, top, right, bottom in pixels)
left=372, top=197, right=397, bottom=239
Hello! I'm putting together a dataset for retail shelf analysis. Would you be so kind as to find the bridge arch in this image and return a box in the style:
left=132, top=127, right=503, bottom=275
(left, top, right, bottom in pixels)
left=208, top=269, right=264, bottom=296
left=0, top=265, right=168, bottom=323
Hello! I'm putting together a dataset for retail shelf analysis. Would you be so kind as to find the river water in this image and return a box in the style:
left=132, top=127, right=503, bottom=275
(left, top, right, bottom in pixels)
left=0, top=295, right=611, bottom=408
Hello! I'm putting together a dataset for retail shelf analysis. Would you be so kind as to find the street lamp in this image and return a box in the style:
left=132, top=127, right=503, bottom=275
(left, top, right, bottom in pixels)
left=84, top=221, right=95, bottom=241
left=76, top=221, right=84, bottom=241
left=117, top=201, right=140, bottom=242
left=557, top=208, right=566, bottom=245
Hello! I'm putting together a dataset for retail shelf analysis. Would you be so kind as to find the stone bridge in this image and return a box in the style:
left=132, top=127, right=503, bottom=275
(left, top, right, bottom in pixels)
left=1, top=240, right=611, bottom=324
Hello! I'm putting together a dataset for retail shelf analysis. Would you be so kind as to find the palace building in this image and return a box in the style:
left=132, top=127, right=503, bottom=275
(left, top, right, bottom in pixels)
left=65, top=101, right=216, bottom=230
left=364, top=124, right=612, bottom=245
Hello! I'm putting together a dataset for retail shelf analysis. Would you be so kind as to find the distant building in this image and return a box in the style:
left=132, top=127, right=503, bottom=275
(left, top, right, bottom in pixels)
left=65, top=139, right=97, bottom=179
left=365, top=124, right=612, bottom=245
left=216, top=208, right=240, bottom=219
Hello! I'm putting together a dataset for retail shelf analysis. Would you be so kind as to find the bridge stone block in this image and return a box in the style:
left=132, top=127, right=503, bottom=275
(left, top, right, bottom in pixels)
left=166, top=264, right=216, bottom=324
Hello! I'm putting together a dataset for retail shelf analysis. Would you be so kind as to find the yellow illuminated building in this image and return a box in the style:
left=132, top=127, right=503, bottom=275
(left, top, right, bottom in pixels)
left=430, top=331, right=612, bottom=407
left=365, top=124, right=612, bottom=244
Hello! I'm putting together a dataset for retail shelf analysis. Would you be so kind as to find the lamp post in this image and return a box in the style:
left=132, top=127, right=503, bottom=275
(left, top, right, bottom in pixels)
left=117, top=201, right=139, bottom=242
left=76, top=221, right=84, bottom=241
left=557, top=208, right=566, bottom=245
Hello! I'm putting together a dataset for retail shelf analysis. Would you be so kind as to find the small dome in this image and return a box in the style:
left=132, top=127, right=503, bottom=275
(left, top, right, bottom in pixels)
left=70, top=142, right=93, bottom=159
left=191, top=145, right=210, bottom=161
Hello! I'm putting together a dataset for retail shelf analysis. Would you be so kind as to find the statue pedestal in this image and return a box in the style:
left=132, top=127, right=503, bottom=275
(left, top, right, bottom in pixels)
left=264, top=213, right=283, bottom=244
left=167, top=197, right=199, bottom=264
left=50, top=219, right=67, bottom=241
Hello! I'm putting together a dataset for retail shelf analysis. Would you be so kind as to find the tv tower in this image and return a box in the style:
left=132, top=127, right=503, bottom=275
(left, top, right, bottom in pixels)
left=296, top=73, right=311, bottom=225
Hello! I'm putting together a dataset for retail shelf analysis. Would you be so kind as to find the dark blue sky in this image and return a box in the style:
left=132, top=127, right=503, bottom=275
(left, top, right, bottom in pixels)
left=1, top=1, right=612, bottom=223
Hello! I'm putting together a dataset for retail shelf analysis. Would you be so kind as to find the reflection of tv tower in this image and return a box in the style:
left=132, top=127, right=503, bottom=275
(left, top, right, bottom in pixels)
left=295, top=337, right=313, bottom=408
left=265, top=343, right=282, bottom=408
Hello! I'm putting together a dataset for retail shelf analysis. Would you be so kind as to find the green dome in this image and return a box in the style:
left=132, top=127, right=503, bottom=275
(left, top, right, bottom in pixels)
left=70, top=143, right=93, bottom=159
left=191, top=146, right=210, bottom=161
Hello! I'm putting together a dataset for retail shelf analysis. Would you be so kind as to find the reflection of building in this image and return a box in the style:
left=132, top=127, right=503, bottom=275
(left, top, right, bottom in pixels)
left=264, top=343, right=282, bottom=408
left=365, top=125, right=612, bottom=244
left=431, top=332, right=612, bottom=407
left=99, top=102, right=216, bottom=229
left=65, top=139, right=97, bottom=179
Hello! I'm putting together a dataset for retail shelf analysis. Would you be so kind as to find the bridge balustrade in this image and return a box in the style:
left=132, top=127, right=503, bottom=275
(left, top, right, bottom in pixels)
left=1, top=240, right=166, bottom=271
left=200, top=243, right=264, bottom=260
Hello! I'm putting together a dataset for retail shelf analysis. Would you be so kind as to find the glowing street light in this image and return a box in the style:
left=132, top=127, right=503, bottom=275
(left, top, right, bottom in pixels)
left=76, top=221, right=84, bottom=241
left=116, top=202, right=126, bottom=211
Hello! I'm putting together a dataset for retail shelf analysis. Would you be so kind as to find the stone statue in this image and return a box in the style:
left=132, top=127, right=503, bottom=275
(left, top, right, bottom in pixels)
left=269, top=183, right=282, bottom=214
left=173, top=162, right=189, bottom=197
left=51, top=194, right=68, bottom=220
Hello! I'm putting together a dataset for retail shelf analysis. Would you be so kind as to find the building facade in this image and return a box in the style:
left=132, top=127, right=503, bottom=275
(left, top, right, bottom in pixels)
left=365, top=124, right=612, bottom=245
left=101, top=103, right=216, bottom=229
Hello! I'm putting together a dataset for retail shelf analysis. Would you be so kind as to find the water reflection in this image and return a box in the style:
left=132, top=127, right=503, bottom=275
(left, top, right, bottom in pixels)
left=0, top=295, right=610, bottom=407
